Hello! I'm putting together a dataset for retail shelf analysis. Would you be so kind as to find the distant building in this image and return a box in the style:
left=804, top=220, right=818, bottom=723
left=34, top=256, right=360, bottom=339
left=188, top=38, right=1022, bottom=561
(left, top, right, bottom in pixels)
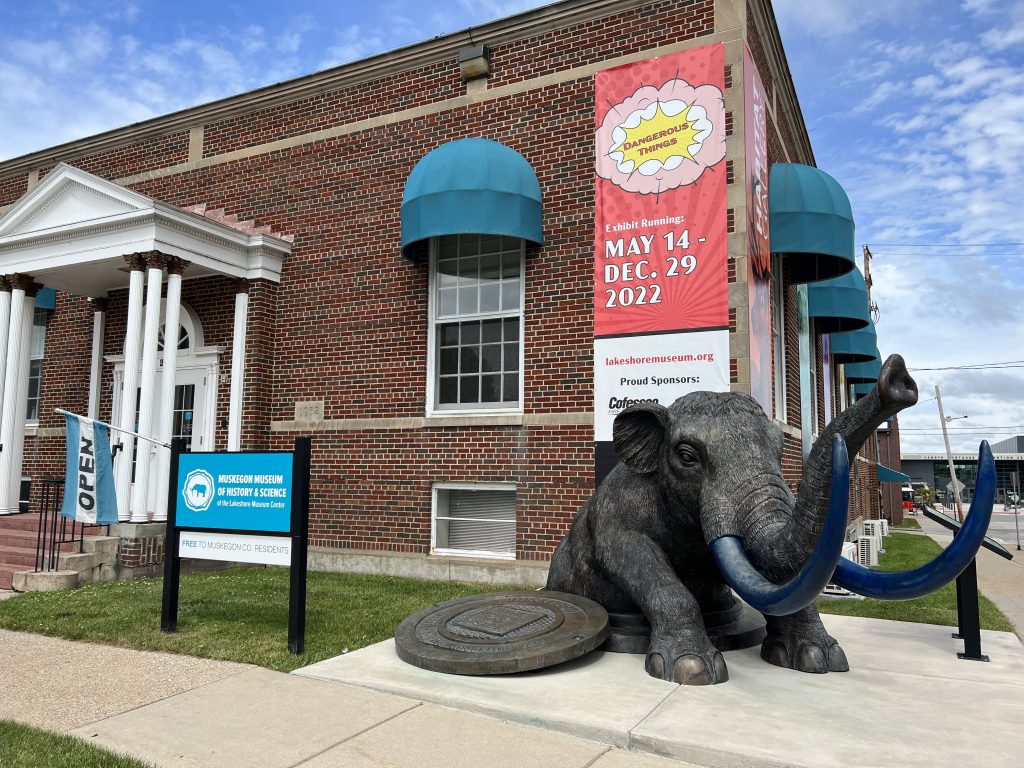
left=902, top=438, right=1024, bottom=505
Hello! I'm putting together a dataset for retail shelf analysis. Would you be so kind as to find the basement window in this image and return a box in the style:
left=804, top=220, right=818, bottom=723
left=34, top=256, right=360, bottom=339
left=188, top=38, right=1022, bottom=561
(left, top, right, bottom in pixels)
left=432, top=484, right=516, bottom=559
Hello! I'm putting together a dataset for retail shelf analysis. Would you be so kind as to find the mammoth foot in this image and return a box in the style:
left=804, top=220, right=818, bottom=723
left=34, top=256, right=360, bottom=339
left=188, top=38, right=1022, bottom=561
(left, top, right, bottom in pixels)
left=646, top=634, right=729, bottom=685
left=760, top=621, right=848, bottom=674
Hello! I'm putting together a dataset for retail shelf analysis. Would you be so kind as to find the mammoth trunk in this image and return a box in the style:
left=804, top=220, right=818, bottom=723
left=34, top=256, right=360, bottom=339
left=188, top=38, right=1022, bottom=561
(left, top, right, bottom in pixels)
left=780, top=358, right=918, bottom=570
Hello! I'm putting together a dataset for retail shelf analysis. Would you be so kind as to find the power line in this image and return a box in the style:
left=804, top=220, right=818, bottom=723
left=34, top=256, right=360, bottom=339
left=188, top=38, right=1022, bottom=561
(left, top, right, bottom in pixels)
left=868, top=257, right=1024, bottom=264
left=908, top=360, right=1024, bottom=371
left=865, top=242, right=1024, bottom=248
left=901, top=430, right=1024, bottom=433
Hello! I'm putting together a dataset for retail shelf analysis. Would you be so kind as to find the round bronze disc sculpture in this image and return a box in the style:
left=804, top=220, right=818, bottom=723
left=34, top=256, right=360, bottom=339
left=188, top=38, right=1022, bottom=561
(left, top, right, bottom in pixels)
left=395, top=590, right=609, bottom=675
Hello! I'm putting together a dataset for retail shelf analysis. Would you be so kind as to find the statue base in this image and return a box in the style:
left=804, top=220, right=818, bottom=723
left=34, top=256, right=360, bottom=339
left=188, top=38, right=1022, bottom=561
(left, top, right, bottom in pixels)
left=603, top=600, right=767, bottom=654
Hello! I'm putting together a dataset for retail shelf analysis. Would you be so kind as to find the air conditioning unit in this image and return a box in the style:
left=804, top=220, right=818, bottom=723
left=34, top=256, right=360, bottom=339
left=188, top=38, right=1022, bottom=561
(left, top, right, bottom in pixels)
left=858, top=535, right=879, bottom=567
left=822, top=542, right=859, bottom=597
left=879, top=519, right=890, bottom=537
left=862, top=520, right=885, bottom=554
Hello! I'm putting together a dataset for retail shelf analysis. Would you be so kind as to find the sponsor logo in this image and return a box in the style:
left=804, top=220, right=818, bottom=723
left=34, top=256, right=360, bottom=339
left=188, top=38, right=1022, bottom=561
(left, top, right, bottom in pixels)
left=608, top=396, right=660, bottom=410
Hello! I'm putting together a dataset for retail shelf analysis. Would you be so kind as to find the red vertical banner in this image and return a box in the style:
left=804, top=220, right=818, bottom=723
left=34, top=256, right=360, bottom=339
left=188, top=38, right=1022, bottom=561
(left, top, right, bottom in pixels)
left=744, top=45, right=773, bottom=416
left=593, top=44, right=730, bottom=483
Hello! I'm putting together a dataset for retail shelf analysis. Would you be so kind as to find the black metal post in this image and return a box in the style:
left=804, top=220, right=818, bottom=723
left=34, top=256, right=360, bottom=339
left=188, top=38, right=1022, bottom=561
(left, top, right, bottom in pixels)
left=34, top=483, right=48, bottom=572
left=952, top=571, right=965, bottom=640
left=161, top=439, right=184, bottom=633
left=956, top=560, right=988, bottom=661
left=288, top=437, right=311, bottom=655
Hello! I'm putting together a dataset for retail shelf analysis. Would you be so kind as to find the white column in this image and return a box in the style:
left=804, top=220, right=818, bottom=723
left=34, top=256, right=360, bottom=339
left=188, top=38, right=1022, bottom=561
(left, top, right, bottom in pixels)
left=115, top=256, right=146, bottom=522
left=0, top=276, right=32, bottom=515
left=227, top=281, right=249, bottom=452
left=87, top=299, right=107, bottom=419
left=130, top=254, right=166, bottom=523
left=8, top=296, right=36, bottom=513
left=0, top=280, right=12, bottom=419
left=153, top=259, right=186, bottom=522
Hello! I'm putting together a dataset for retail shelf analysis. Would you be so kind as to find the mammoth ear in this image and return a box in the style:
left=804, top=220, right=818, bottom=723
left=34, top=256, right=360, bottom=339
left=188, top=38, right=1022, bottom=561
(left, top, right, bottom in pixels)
left=613, top=403, right=669, bottom=474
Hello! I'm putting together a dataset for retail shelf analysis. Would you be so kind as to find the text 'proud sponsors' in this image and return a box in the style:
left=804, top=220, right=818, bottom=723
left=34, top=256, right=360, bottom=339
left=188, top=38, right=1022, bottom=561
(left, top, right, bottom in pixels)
left=593, top=334, right=729, bottom=441
left=593, top=44, right=729, bottom=479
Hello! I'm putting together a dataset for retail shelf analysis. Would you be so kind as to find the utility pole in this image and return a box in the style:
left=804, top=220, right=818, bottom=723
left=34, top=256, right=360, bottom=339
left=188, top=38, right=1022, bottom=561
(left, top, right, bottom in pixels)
left=935, top=385, right=965, bottom=523
left=1012, top=470, right=1021, bottom=551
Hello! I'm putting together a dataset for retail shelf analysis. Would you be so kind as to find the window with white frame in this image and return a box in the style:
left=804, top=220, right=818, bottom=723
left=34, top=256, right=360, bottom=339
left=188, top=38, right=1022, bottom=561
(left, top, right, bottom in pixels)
left=433, top=484, right=516, bottom=558
left=26, top=307, right=48, bottom=423
left=430, top=234, right=523, bottom=412
left=770, top=254, right=787, bottom=423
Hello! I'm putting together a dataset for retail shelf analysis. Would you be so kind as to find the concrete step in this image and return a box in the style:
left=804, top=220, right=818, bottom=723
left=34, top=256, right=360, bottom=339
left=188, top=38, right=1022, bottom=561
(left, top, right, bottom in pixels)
left=0, top=530, right=80, bottom=551
left=0, top=513, right=45, bottom=532
left=0, top=545, right=50, bottom=568
left=0, top=565, right=17, bottom=590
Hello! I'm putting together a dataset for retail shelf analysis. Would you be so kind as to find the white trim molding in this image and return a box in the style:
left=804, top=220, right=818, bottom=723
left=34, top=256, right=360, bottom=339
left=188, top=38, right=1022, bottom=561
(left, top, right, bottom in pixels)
left=0, top=164, right=291, bottom=297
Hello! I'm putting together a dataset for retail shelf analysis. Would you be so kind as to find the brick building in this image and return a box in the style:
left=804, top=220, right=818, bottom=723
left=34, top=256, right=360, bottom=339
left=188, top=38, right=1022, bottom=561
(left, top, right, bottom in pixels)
left=0, top=0, right=901, bottom=587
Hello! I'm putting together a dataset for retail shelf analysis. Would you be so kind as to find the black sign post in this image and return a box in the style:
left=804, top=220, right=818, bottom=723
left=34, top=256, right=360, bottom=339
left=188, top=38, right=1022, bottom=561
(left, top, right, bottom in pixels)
left=160, top=438, right=185, bottom=633
left=288, top=437, right=311, bottom=655
left=161, top=437, right=312, bottom=655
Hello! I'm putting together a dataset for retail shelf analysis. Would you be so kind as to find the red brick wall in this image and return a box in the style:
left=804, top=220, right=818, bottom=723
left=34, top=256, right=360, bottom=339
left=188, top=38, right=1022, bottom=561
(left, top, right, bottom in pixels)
left=0, top=174, right=29, bottom=207
left=22, top=293, right=95, bottom=492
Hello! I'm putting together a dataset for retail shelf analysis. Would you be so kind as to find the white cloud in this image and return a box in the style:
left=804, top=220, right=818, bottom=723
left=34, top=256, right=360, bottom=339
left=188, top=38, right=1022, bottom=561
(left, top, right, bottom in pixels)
left=774, top=0, right=921, bottom=36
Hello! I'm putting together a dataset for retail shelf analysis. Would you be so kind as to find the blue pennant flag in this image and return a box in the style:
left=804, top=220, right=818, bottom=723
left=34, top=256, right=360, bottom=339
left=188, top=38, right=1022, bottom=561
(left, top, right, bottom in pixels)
left=62, top=413, right=118, bottom=524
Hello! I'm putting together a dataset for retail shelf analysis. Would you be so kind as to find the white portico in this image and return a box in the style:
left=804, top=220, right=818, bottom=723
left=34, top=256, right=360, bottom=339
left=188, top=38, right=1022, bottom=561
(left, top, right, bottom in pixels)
left=0, top=164, right=290, bottom=521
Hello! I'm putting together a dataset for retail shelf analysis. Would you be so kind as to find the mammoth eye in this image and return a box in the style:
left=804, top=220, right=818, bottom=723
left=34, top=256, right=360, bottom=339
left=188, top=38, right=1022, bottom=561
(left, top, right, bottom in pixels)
left=677, top=444, right=700, bottom=465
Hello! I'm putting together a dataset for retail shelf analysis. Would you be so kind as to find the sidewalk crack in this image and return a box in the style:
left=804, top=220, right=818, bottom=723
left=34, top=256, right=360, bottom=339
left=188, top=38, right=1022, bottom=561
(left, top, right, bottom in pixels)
left=285, top=701, right=423, bottom=768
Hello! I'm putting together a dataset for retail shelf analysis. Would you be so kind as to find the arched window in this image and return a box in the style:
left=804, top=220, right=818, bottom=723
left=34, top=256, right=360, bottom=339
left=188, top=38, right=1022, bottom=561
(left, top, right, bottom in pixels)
left=156, top=302, right=202, bottom=355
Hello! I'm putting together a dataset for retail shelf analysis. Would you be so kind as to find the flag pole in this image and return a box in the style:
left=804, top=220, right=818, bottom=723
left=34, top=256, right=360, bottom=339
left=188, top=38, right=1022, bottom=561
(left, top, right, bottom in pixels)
left=55, top=409, right=170, bottom=448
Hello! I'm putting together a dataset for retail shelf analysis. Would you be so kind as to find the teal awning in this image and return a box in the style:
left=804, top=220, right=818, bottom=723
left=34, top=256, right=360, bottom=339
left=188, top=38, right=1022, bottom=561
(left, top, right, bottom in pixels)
left=852, top=382, right=874, bottom=397
left=401, top=138, right=543, bottom=255
left=769, top=163, right=855, bottom=283
left=844, top=355, right=881, bottom=384
left=35, top=288, right=55, bottom=310
left=878, top=464, right=911, bottom=483
left=830, top=324, right=877, bottom=364
left=807, top=265, right=870, bottom=333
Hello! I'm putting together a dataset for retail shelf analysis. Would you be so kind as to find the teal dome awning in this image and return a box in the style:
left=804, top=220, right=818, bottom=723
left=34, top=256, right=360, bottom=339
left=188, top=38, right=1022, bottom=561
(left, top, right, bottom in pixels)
left=830, top=324, right=877, bottom=364
left=844, top=355, right=881, bottom=384
left=770, top=163, right=855, bottom=283
left=878, top=464, right=911, bottom=483
left=35, top=287, right=55, bottom=310
left=807, top=265, right=870, bottom=333
left=852, top=382, right=875, bottom=398
left=401, top=138, right=543, bottom=255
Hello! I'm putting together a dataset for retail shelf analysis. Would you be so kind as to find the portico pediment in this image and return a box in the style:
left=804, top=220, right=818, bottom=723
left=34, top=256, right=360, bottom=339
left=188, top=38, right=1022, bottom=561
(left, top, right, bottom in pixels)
left=0, top=164, right=291, bottom=297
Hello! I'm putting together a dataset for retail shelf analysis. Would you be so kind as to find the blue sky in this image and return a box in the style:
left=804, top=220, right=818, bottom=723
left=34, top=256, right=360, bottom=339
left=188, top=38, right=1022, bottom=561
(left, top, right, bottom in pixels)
left=1, top=0, right=1022, bottom=452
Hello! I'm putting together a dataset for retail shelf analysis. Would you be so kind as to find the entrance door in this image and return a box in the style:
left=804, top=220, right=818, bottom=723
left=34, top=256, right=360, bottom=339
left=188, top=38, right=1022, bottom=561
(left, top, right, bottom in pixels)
left=164, top=366, right=209, bottom=452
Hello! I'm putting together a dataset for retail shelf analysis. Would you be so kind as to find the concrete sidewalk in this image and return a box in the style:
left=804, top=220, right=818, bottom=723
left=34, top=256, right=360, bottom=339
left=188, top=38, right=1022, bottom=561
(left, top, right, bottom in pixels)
left=914, top=512, right=1024, bottom=637
left=3, top=613, right=1014, bottom=768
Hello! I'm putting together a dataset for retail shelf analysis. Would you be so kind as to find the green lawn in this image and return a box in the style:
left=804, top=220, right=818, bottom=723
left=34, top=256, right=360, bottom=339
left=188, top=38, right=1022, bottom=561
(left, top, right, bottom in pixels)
left=0, top=568, right=520, bottom=672
left=894, top=517, right=921, bottom=529
left=0, top=721, right=152, bottom=768
left=817, top=531, right=1013, bottom=631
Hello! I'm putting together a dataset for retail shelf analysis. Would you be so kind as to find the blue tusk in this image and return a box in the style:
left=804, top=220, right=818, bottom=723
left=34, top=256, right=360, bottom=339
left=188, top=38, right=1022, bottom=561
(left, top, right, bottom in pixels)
left=832, top=441, right=995, bottom=600
left=710, top=435, right=850, bottom=616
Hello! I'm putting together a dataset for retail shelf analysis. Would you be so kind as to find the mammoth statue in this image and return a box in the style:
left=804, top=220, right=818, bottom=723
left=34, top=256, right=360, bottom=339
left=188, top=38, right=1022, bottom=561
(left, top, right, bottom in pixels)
left=547, top=354, right=995, bottom=685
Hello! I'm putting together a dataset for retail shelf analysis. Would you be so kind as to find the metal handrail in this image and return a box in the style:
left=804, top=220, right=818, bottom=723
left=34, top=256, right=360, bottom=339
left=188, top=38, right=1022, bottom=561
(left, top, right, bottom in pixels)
left=33, top=479, right=108, bottom=573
